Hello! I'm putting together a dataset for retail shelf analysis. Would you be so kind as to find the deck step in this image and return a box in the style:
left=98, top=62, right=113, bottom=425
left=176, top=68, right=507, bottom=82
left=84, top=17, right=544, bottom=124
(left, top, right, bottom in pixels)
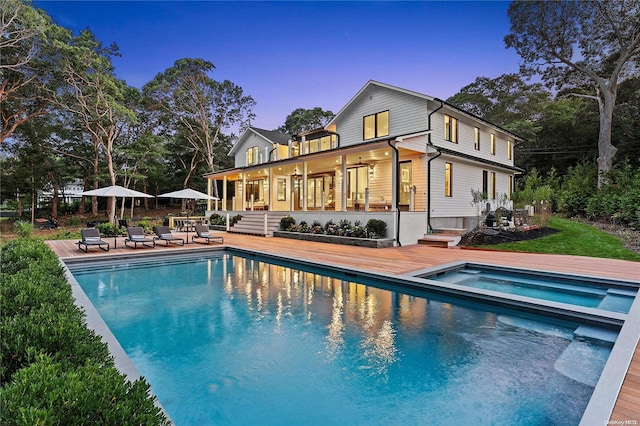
left=431, top=228, right=468, bottom=236
left=228, top=212, right=289, bottom=237
left=418, top=234, right=461, bottom=248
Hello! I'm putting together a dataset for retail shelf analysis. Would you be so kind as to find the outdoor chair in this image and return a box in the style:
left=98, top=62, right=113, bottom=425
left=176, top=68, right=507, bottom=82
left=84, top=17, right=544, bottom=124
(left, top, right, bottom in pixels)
left=192, top=224, right=224, bottom=245
left=77, top=228, right=110, bottom=253
left=153, top=225, right=185, bottom=246
left=124, top=226, right=156, bottom=249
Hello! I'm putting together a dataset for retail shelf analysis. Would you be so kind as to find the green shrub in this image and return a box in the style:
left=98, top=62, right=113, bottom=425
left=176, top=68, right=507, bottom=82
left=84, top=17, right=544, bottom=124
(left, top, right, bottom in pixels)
left=279, top=215, right=296, bottom=231
left=351, top=220, right=366, bottom=238
left=0, top=240, right=167, bottom=424
left=0, top=355, right=170, bottom=426
left=324, top=219, right=337, bottom=235
left=96, top=223, right=118, bottom=237
left=297, top=221, right=310, bottom=233
left=230, top=214, right=243, bottom=226
left=0, top=266, right=70, bottom=318
left=0, top=239, right=62, bottom=276
left=337, top=219, right=351, bottom=236
left=209, top=213, right=226, bottom=226
left=366, top=219, right=387, bottom=238
left=310, top=220, right=324, bottom=234
left=0, top=301, right=111, bottom=383
left=13, top=221, right=33, bottom=238
left=556, top=163, right=598, bottom=217
left=66, top=217, right=84, bottom=226
left=136, top=220, right=152, bottom=233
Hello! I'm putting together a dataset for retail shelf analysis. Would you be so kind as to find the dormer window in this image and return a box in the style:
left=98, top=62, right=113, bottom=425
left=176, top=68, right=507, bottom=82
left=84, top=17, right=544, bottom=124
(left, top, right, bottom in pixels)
left=363, top=111, right=389, bottom=140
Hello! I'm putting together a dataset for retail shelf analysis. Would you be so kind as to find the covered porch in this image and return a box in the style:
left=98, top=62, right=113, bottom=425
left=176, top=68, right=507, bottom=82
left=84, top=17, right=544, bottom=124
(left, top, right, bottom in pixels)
left=205, top=141, right=427, bottom=215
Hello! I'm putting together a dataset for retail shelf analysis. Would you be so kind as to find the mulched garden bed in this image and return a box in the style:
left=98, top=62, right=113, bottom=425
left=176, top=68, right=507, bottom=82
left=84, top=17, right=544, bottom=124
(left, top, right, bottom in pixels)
left=459, top=227, right=560, bottom=247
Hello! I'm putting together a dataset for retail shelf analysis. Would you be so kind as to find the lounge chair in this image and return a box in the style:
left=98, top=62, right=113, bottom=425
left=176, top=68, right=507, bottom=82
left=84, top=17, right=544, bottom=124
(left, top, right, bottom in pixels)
left=192, top=224, right=224, bottom=245
left=124, top=226, right=156, bottom=249
left=77, top=228, right=110, bottom=252
left=153, top=225, right=185, bottom=246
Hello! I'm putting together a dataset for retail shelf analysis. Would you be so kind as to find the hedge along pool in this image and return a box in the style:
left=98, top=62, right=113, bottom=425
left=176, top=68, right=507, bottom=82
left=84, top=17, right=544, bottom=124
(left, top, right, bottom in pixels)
left=64, top=250, right=639, bottom=425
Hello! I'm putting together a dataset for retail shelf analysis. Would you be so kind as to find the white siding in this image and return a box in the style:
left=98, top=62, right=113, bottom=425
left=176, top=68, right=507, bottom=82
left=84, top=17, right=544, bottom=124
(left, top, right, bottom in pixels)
left=233, top=133, right=273, bottom=168
left=431, top=109, right=515, bottom=168
left=429, top=155, right=513, bottom=218
left=334, top=85, right=429, bottom=147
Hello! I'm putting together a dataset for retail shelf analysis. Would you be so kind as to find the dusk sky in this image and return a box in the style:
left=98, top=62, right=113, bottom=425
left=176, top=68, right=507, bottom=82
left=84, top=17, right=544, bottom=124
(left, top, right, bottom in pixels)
left=35, top=1, right=522, bottom=133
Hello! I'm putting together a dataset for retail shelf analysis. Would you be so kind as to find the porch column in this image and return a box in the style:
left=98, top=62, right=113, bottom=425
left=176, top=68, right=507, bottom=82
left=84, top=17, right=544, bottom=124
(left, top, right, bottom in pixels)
left=301, top=136, right=306, bottom=155
left=302, top=162, right=308, bottom=211
left=267, top=168, right=272, bottom=209
left=391, top=148, right=398, bottom=210
left=341, top=155, right=347, bottom=211
left=241, top=174, right=247, bottom=211
left=222, top=176, right=228, bottom=211
left=207, top=179, right=213, bottom=211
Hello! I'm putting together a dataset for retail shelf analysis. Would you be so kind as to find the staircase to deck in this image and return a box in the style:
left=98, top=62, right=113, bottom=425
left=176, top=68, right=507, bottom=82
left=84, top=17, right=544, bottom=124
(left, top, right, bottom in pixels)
left=417, top=228, right=467, bottom=248
left=228, top=212, right=289, bottom=237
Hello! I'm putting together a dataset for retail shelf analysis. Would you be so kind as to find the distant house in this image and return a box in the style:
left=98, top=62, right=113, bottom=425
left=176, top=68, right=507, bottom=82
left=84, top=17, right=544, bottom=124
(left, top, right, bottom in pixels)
left=204, top=80, right=523, bottom=245
left=38, top=179, right=85, bottom=206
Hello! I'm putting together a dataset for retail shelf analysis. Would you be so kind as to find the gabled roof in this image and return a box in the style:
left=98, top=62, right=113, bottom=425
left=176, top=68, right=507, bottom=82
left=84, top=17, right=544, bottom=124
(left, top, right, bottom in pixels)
left=327, top=80, right=436, bottom=127
left=327, top=80, right=523, bottom=140
left=228, top=127, right=291, bottom=156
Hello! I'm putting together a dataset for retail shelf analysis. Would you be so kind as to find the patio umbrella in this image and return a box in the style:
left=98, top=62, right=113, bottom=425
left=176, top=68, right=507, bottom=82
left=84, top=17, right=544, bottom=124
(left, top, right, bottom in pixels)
left=157, top=188, right=219, bottom=244
left=81, top=185, right=154, bottom=248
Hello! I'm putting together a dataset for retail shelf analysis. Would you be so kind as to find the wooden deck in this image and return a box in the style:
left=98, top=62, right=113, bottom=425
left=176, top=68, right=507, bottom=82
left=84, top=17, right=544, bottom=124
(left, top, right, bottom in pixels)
left=46, top=232, right=640, bottom=422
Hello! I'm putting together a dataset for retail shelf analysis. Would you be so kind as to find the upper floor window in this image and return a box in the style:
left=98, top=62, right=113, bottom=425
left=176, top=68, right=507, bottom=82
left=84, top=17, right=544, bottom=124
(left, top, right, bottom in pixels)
left=363, top=111, right=389, bottom=140
left=445, top=162, right=453, bottom=197
left=444, top=115, right=458, bottom=143
left=507, top=140, right=513, bottom=160
left=490, top=133, right=496, bottom=155
left=474, top=127, right=480, bottom=150
left=247, top=146, right=258, bottom=165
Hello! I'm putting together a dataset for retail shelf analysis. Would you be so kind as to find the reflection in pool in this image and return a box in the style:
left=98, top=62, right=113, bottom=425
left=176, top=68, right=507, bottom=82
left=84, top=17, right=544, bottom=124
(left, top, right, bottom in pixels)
left=69, top=253, right=616, bottom=425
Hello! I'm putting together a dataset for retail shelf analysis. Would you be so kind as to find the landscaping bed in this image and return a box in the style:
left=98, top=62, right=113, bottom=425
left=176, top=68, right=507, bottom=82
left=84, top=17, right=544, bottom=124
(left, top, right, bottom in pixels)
left=274, top=231, right=394, bottom=248
left=460, top=227, right=560, bottom=246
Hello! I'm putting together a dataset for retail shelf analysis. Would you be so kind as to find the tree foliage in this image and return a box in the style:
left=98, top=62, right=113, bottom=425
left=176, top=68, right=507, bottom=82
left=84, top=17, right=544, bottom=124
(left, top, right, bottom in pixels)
left=277, top=107, right=334, bottom=135
left=0, top=0, right=65, bottom=144
left=143, top=58, right=255, bottom=196
left=50, top=29, right=137, bottom=223
left=505, top=0, right=640, bottom=185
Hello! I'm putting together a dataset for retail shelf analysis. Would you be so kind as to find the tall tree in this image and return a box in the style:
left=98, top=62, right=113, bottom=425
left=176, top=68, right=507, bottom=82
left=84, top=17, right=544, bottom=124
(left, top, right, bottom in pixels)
left=277, top=107, right=334, bottom=135
left=52, top=29, right=137, bottom=223
left=143, top=58, right=255, bottom=197
left=505, top=0, right=640, bottom=186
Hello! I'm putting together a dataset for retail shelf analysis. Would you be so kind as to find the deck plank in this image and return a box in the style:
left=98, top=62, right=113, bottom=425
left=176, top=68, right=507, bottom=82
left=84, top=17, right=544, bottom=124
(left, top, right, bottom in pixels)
left=46, top=232, right=640, bottom=421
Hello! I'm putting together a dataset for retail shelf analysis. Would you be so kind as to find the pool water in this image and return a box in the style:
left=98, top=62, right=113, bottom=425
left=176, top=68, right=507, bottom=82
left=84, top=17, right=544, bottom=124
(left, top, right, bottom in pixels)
left=424, top=267, right=637, bottom=314
left=69, top=253, right=615, bottom=425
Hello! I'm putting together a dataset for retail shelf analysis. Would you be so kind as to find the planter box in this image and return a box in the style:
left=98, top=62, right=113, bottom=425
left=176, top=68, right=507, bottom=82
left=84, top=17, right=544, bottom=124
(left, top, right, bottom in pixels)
left=273, top=231, right=394, bottom=248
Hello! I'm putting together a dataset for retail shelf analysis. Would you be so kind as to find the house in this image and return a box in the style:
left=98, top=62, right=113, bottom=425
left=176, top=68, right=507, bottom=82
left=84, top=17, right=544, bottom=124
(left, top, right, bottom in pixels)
left=38, top=179, right=85, bottom=206
left=204, top=80, right=523, bottom=245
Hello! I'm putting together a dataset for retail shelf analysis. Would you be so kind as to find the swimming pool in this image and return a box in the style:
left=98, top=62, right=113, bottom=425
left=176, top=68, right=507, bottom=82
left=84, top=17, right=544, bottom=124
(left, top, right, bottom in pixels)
left=414, top=263, right=639, bottom=314
left=66, top=251, right=627, bottom=425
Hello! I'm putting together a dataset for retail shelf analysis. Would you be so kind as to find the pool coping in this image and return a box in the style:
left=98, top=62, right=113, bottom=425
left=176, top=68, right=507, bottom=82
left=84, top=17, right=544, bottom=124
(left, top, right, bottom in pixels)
left=61, top=246, right=640, bottom=426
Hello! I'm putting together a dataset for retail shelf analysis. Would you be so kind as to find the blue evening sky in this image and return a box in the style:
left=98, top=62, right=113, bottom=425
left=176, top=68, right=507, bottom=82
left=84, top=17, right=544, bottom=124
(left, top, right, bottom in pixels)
left=35, top=1, right=521, bottom=132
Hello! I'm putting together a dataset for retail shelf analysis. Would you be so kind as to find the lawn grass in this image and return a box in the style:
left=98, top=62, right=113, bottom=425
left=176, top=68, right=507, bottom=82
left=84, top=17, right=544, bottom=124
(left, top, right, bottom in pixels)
left=486, top=217, right=640, bottom=261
